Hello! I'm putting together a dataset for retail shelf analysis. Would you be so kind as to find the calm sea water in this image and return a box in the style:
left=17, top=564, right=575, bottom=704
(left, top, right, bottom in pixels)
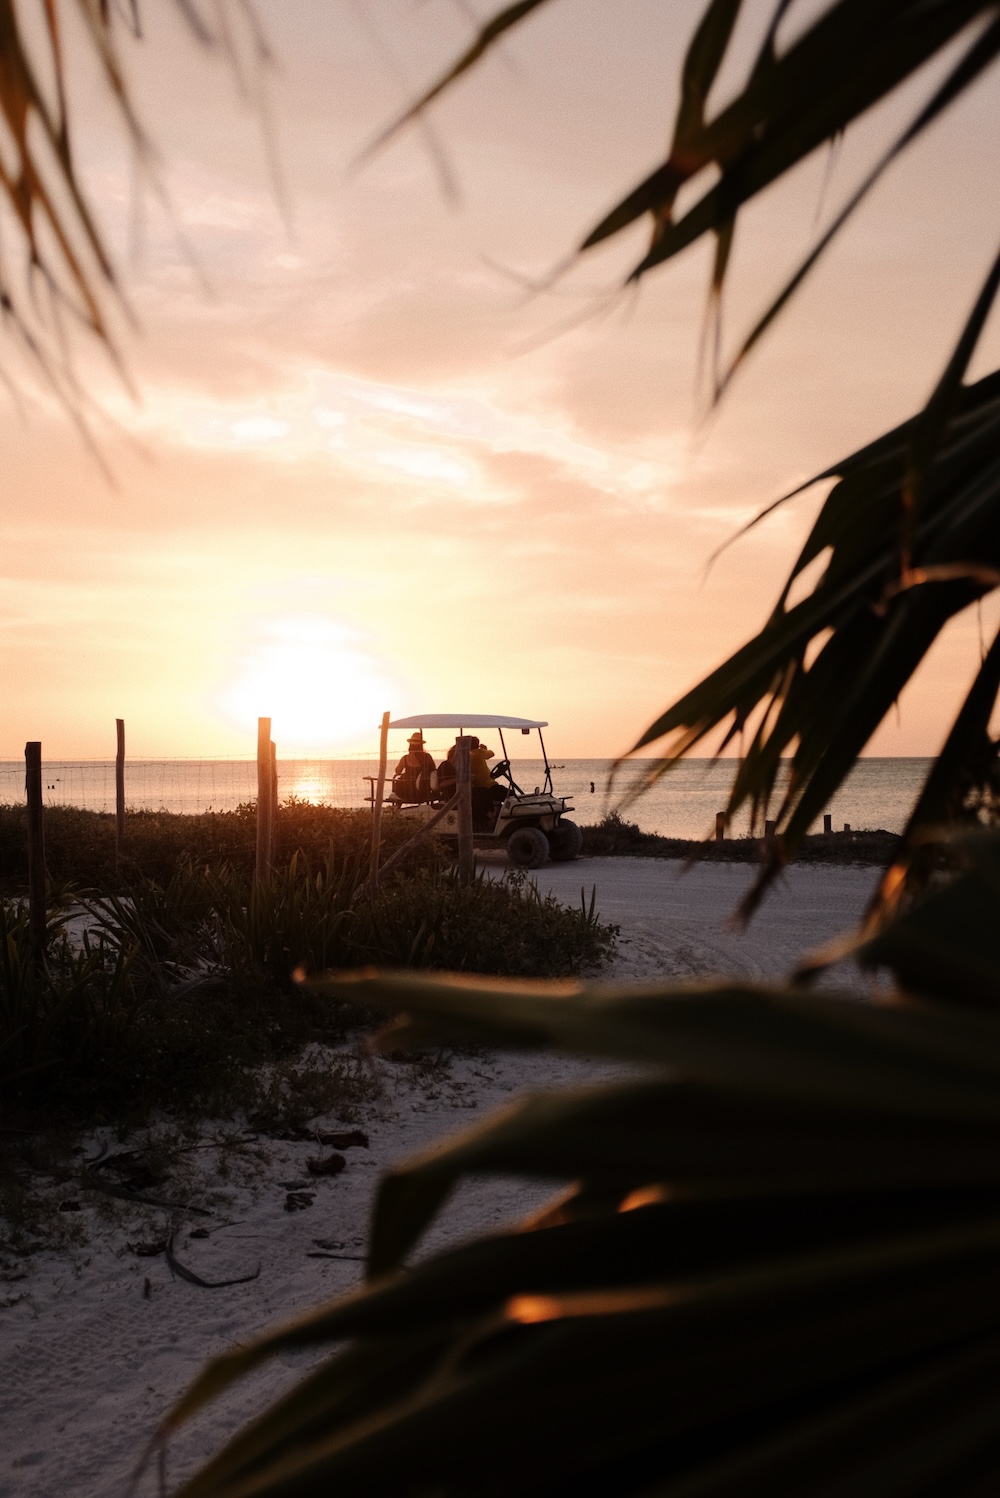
left=0, top=756, right=931, bottom=839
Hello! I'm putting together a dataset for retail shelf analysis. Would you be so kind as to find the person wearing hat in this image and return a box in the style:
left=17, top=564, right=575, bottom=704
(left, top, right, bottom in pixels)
left=392, top=732, right=436, bottom=803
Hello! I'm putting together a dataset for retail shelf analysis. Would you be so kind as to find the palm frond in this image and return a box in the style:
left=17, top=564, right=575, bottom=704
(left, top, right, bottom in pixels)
left=617, top=323, right=1000, bottom=914
left=0, top=1, right=263, bottom=415
left=377, top=0, right=998, bottom=394
left=156, top=842, right=1000, bottom=1496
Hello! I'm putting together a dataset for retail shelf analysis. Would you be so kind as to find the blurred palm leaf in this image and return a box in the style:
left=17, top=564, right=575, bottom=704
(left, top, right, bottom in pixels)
left=0, top=1, right=265, bottom=415
left=156, top=843, right=1000, bottom=1496
left=799, top=829, right=1000, bottom=1004
left=382, top=1, right=999, bottom=383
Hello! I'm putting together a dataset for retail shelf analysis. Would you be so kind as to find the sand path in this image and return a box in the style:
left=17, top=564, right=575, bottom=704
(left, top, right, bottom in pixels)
left=526, top=854, right=881, bottom=987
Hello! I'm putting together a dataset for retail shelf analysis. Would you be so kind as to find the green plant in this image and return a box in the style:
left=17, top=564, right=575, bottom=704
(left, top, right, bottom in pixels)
left=0, top=801, right=442, bottom=895
left=580, top=811, right=901, bottom=867
left=0, top=898, right=145, bottom=1095
left=1, top=855, right=617, bottom=1123
left=361, top=868, right=618, bottom=977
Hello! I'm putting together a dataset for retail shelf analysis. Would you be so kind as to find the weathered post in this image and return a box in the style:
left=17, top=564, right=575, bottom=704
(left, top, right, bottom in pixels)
left=25, top=742, right=46, bottom=967
left=256, top=717, right=273, bottom=881
left=369, top=711, right=390, bottom=893
left=764, top=818, right=776, bottom=846
left=823, top=813, right=832, bottom=835
left=715, top=811, right=725, bottom=843
left=115, top=718, right=126, bottom=867
left=454, top=736, right=474, bottom=885
left=843, top=822, right=851, bottom=834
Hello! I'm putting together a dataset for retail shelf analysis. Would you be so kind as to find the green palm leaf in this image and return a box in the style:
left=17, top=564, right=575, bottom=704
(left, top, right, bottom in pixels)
left=618, top=339, right=1000, bottom=913
left=155, top=837, right=1000, bottom=1495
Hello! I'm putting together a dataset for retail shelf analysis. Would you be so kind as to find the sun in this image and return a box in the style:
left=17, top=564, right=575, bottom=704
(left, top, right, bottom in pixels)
left=217, top=614, right=398, bottom=752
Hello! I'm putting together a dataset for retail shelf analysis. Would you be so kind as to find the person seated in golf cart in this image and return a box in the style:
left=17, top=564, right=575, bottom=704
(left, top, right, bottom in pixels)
left=391, top=732, right=435, bottom=803
left=469, top=737, right=507, bottom=826
left=435, top=750, right=456, bottom=800
left=435, top=737, right=506, bottom=826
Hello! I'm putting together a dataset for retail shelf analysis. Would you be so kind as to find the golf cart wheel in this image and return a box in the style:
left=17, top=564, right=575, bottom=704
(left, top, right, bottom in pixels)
left=548, top=819, right=583, bottom=862
left=506, top=826, right=549, bottom=869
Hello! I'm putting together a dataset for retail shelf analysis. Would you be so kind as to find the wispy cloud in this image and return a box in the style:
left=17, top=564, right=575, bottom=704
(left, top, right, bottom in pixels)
left=120, top=363, right=691, bottom=512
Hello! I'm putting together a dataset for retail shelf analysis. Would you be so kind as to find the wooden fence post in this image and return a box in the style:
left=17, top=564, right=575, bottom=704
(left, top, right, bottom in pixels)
left=369, top=711, right=390, bottom=893
left=25, top=742, right=46, bottom=967
left=715, top=811, right=725, bottom=843
left=270, top=739, right=279, bottom=846
left=823, top=813, right=832, bottom=835
left=256, top=717, right=273, bottom=881
left=454, top=737, right=474, bottom=885
left=115, top=718, right=126, bottom=867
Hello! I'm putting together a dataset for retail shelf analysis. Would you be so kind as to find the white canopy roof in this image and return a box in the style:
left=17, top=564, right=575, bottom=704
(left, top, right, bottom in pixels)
left=389, top=714, right=547, bottom=731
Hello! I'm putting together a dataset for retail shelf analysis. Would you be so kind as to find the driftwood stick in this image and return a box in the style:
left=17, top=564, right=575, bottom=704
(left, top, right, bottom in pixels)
left=455, top=737, right=474, bottom=885
left=25, top=741, right=46, bottom=968
left=369, top=710, right=390, bottom=892
left=165, top=1231, right=261, bottom=1289
left=256, top=717, right=272, bottom=881
left=115, top=718, right=126, bottom=866
left=374, top=792, right=462, bottom=885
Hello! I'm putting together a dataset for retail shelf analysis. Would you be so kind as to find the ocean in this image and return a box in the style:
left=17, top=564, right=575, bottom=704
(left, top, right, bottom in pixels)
left=0, top=755, right=931, bottom=839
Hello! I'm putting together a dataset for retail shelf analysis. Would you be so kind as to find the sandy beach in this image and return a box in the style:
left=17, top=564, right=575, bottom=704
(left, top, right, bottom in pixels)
left=1, top=857, right=882, bottom=1497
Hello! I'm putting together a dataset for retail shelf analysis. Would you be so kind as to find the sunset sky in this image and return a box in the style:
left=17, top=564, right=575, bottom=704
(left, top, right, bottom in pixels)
left=2, top=0, right=999, bottom=759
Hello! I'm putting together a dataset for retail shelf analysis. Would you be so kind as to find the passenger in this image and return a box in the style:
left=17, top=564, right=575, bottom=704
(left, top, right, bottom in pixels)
left=467, top=736, right=506, bottom=826
left=436, top=751, right=457, bottom=800
left=391, top=732, right=435, bottom=803
left=469, top=737, right=496, bottom=789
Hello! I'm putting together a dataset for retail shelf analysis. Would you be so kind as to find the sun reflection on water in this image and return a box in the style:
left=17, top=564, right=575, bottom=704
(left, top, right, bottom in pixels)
left=286, top=769, right=330, bottom=804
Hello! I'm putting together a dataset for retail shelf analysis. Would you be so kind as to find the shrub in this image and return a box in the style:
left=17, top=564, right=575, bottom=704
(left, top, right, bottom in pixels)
left=0, top=800, right=440, bottom=893
left=581, top=810, right=901, bottom=866
left=0, top=860, right=617, bottom=1123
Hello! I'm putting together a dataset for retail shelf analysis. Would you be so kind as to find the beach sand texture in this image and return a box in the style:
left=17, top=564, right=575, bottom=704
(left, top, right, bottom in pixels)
left=1, top=858, right=880, bottom=1497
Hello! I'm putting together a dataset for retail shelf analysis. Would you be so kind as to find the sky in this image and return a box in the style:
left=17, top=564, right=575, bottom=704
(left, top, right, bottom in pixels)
left=2, top=0, right=999, bottom=759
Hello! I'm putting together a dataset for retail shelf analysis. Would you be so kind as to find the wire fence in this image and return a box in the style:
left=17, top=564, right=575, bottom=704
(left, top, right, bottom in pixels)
left=0, top=744, right=931, bottom=836
left=0, top=757, right=385, bottom=815
left=0, top=727, right=565, bottom=818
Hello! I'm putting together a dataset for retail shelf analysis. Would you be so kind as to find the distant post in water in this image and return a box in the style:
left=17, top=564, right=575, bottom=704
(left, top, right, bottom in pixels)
left=25, top=742, right=46, bottom=967
left=369, top=710, right=390, bottom=892
left=115, top=718, right=126, bottom=867
left=256, top=717, right=273, bottom=881
left=715, top=811, right=725, bottom=843
left=454, top=736, right=474, bottom=884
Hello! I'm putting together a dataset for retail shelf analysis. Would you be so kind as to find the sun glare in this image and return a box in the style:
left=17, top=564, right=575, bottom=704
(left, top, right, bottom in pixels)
left=217, top=614, right=397, bottom=752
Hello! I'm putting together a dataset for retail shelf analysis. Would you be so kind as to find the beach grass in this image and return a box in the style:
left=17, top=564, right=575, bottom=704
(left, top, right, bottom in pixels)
left=581, top=810, right=901, bottom=865
left=0, top=840, right=617, bottom=1127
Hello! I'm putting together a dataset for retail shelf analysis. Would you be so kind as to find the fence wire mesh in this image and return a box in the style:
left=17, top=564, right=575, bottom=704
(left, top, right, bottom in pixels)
left=0, top=757, right=386, bottom=814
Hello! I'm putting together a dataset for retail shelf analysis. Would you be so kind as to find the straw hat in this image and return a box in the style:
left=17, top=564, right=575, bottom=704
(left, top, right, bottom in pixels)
left=407, top=731, right=425, bottom=746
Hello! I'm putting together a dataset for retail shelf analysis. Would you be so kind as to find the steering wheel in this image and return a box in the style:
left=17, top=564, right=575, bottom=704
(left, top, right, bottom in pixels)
left=490, top=759, right=512, bottom=782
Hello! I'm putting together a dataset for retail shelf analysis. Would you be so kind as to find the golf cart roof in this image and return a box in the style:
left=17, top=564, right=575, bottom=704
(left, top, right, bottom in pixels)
left=389, top=714, right=548, bottom=731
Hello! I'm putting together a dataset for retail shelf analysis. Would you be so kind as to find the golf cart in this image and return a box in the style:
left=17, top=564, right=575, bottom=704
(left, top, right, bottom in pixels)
left=380, top=713, right=582, bottom=868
